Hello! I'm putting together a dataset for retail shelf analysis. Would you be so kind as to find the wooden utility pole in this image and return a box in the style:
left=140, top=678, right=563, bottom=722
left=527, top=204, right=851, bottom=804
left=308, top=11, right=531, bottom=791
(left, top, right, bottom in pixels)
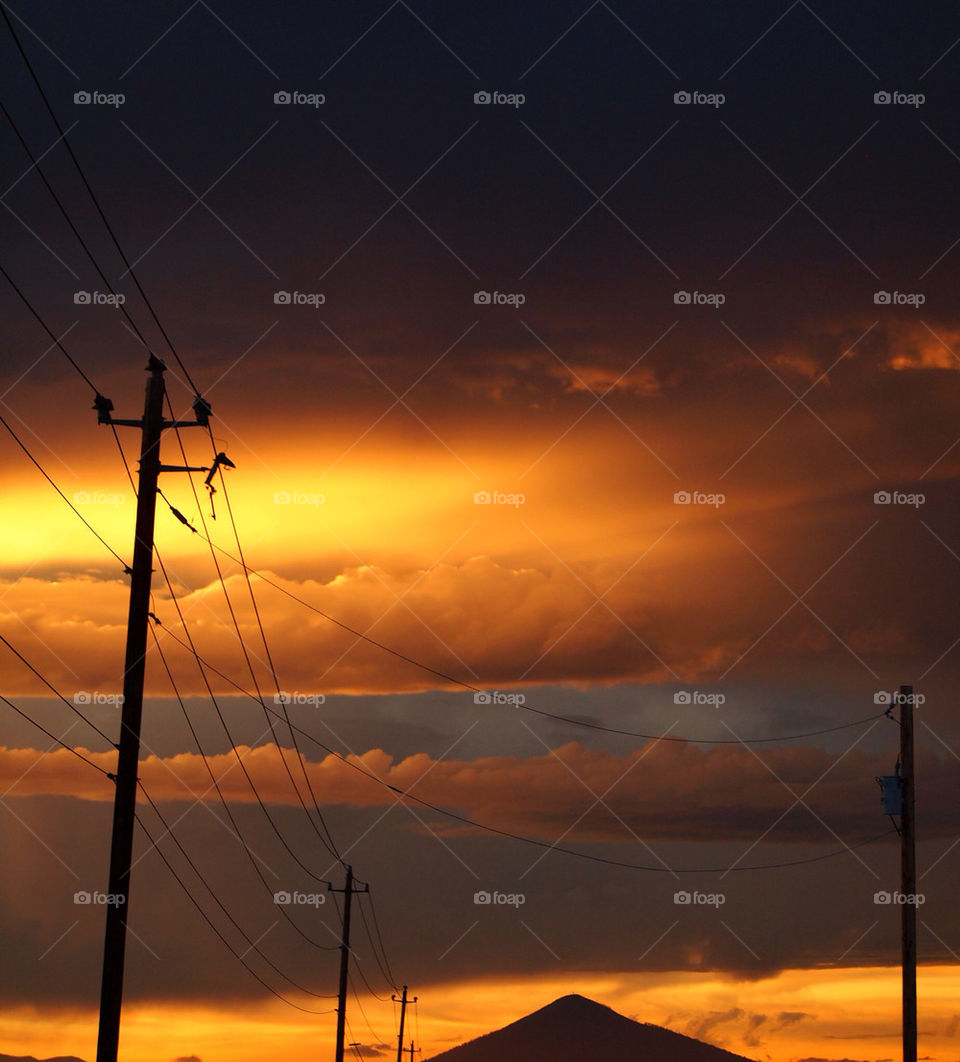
left=900, top=685, right=916, bottom=1062
left=393, top=985, right=417, bottom=1062
left=330, top=865, right=368, bottom=1062
left=402, top=1042, right=420, bottom=1061
left=96, top=357, right=210, bottom=1062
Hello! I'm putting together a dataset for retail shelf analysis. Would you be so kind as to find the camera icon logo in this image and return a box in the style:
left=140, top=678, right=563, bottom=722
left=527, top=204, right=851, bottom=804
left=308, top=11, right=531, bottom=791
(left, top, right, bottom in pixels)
left=274, top=91, right=292, bottom=104
left=874, top=91, right=891, bottom=104
left=274, top=891, right=292, bottom=905
left=674, top=91, right=691, bottom=104
left=474, top=691, right=492, bottom=705
left=673, top=291, right=692, bottom=305
left=874, top=491, right=892, bottom=504
left=473, top=291, right=491, bottom=305
left=874, top=691, right=892, bottom=705
left=74, top=291, right=92, bottom=305
left=474, top=91, right=491, bottom=105
left=273, top=291, right=292, bottom=305
left=674, top=890, right=692, bottom=904
left=674, top=490, right=691, bottom=504
left=74, top=91, right=91, bottom=105
left=274, top=490, right=292, bottom=504
left=474, top=490, right=492, bottom=504
left=673, top=691, right=691, bottom=705
left=873, top=291, right=891, bottom=305
left=74, top=691, right=92, bottom=705
left=474, top=890, right=492, bottom=904
left=74, top=890, right=92, bottom=904
left=874, top=890, right=892, bottom=904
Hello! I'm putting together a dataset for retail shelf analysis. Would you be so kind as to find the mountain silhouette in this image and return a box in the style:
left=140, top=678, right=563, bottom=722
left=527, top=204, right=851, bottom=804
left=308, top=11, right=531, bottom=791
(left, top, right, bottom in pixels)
left=425, top=994, right=757, bottom=1062
left=0, top=1055, right=86, bottom=1062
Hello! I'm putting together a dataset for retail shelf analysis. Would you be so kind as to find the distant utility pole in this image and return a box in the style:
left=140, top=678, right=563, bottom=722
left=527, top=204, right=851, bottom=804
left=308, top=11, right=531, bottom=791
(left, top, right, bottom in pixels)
left=900, top=684, right=916, bottom=1062
left=330, top=865, right=369, bottom=1062
left=402, top=1042, right=420, bottom=1062
left=393, top=985, right=417, bottom=1062
left=95, top=357, right=211, bottom=1062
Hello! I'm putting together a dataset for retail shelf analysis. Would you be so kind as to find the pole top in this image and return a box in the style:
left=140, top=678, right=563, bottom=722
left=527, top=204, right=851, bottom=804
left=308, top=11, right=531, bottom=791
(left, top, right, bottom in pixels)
left=147, top=354, right=167, bottom=374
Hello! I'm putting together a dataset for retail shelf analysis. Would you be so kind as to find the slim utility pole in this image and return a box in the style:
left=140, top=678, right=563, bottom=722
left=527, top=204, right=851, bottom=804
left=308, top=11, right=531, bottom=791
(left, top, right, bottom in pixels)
left=900, top=684, right=916, bottom=1062
left=95, top=357, right=211, bottom=1062
left=330, top=865, right=369, bottom=1062
left=393, top=985, right=417, bottom=1062
left=402, top=1042, right=420, bottom=1061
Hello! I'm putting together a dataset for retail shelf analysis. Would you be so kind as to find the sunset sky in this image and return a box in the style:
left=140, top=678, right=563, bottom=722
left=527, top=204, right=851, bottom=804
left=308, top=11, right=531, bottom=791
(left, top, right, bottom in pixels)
left=2, top=3, right=960, bottom=1062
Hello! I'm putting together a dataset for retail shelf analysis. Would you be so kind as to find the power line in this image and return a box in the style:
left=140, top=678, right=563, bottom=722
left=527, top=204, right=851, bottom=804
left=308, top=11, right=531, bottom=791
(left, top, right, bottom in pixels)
left=2, top=43, right=403, bottom=1019
left=1, top=277, right=882, bottom=755
left=177, top=531, right=886, bottom=747
left=0, top=693, right=112, bottom=777
left=357, top=889, right=399, bottom=993
left=348, top=969, right=392, bottom=1039
left=209, top=437, right=344, bottom=862
left=350, top=943, right=393, bottom=1004
left=0, top=635, right=341, bottom=1010
left=108, top=412, right=344, bottom=889
left=0, top=411, right=129, bottom=569
left=0, top=6, right=201, bottom=396
left=148, top=547, right=338, bottom=888
left=0, top=133, right=897, bottom=878
left=0, top=631, right=115, bottom=745
left=154, top=402, right=341, bottom=864
left=0, top=259, right=100, bottom=393
left=0, top=94, right=160, bottom=363
left=147, top=622, right=340, bottom=950
left=2, top=342, right=895, bottom=876
left=152, top=622, right=899, bottom=874
left=133, top=805, right=337, bottom=1014
left=137, top=781, right=338, bottom=997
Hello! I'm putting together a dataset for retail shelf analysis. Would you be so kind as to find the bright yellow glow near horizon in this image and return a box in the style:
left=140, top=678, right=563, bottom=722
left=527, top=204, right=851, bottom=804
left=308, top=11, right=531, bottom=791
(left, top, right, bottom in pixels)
left=4, top=965, right=958, bottom=1062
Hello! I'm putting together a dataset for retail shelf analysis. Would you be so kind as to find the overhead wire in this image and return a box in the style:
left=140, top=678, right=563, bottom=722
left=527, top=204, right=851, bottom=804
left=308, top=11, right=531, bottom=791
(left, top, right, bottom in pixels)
left=0, top=271, right=885, bottom=765
left=174, top=530, right=888, bottom=747
left=0, top=643, right=345, bottom=1009
left=133, top=804, right=336, bottom=1014
left=0, top=21, right=410, bottom=1002
left=0, top=94, right=161, bottom=365
left=357, top=889, right=399, bottom=993
left=0, top=259, right=100, bottom=393
left=209, top=439, right=344, bottom=861
left=0, top=4, right=201, bottom=394
left=0, top=631, right=115, bottom=745
left=0, top=40, right=900, bottom=1006
left=1, top=317, right=897, bottom=878
left=152, top=622, right=899, bottom=874
left=0, top=410, right=128, bottom=568
left=109, top=361, right=342, bottom=899
left=0, top=692, right=112, bottom=777
left=147, top=621, right=339, bottom=950
left=348, top=968, right=392, bottom=1041
left=155, top=396, right=342, bottom=863
left=137, top=780, right=338, bottom=996
left=4, top=21, right=333, bottom=848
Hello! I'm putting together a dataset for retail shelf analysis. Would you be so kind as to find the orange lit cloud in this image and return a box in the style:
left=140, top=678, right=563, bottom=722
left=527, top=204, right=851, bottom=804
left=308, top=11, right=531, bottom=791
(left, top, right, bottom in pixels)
left=3, top=739, right=956, bottom=843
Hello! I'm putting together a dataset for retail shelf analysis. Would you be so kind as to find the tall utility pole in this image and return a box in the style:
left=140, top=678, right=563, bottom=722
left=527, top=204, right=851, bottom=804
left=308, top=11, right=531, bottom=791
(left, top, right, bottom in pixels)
left=900, top=684, right=916, bottom=1062
left=393, top=985, right=417, bottom=1062
left=95, top=357, right=210, bottom=1062
left=402, top=1042, right=420, bottom=1062
left=330, top=865, right=369, bottom=1062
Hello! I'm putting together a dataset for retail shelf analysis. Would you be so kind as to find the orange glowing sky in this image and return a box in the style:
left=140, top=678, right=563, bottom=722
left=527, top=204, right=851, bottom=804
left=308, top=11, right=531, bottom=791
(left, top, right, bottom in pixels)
left=4, top=3, right=960, bottom=1060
